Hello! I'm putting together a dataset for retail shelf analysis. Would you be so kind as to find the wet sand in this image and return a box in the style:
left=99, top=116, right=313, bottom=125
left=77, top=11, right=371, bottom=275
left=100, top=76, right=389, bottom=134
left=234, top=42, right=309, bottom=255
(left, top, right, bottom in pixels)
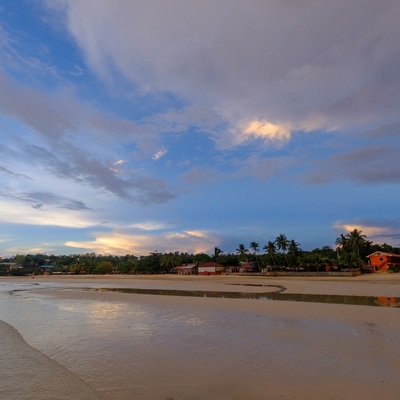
left=0, top=320, right=102, bottom=400
left=1, top=274, right=400, bottom=399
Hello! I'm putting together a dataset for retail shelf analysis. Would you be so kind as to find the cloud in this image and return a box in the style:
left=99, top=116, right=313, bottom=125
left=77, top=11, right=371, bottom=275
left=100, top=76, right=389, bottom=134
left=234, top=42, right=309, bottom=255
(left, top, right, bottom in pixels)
left=152, top=148, right=167, bottom=160
left=333, top=218, right=400, bottom=245
left=243, top=120, right=291, bottom=144
left=0, top=70, right=176, bottom=205
left=65, top=229, right=219, bottom=255
left=52, top=0, right=400, bottom=140
left=0, top=197, right=97, bottom=228
left=0, top=188, right=91, bottom=210
left=180, top=167, right=227, bottom=185
left=305, top=144, right=400, bottom=185
left=0, top=165, right=32, bottom=180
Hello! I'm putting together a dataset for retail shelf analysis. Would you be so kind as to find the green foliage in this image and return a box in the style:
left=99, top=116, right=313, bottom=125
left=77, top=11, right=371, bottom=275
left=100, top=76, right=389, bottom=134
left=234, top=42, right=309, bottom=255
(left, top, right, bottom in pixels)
left=2, top=230, right=398, bottom=276
left=135, top=252, right=162, bottom=274
left=93, top=261, right=114, bottom=274
left=193, top=253, right=212, bottom=265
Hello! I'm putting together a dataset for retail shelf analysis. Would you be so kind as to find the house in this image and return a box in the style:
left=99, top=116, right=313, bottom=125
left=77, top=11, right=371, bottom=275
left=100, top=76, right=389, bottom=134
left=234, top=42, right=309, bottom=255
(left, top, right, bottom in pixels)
left=38, top=264, right=56, bottom=274
left=238, top=261, right=255, bottom=272
left=198, top=262, right=224, bottom=275
left=0, top=262, right=21, bottom=272
left=171, top=264, right=198, bottom=275
left=366, top=251, right=400, bottom=272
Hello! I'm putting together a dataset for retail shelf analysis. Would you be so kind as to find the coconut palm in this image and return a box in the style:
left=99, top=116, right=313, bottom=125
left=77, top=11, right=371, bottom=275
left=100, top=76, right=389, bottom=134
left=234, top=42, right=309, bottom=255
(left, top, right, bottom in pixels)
left=250, top=242, right=260, bottom=270
left=160, top=252, right=180, bottom=272
left=275, top=234, right=289, bottom=267
left=236, top=244, right=249, bottom=262
left=346, top=229, right=367, bottom=255
left=213, top=247, right=223, bottom=262
left=335, top=233, right=348, bottom=259
left=275, top=234, right=289, bottom=254
left=263, top=241, right=278, bottom=270
left=288, top=239, right=301, bottom=269
left=339, top=251, right=362, bottom=270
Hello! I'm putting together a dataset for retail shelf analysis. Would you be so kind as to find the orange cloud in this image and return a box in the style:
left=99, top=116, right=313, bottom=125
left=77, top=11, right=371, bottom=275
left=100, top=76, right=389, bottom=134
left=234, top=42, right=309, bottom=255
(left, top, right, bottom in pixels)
left=243, top=119, right=291, bottom=143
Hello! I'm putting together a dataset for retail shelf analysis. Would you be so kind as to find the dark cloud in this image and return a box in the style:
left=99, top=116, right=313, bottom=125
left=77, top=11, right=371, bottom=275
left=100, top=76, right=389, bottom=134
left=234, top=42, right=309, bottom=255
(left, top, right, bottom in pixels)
left=0, top=165, right=32, bottom=180
left=364, top=121, right=400, bottom=139
left=305, top=144, right=400, bottom=185
left=23, top=143, right=176, bottom=205
left=0, top=190, right=91, bottom=211
left=56, top=0, right=400, bottom=132
left=0, top=70, right=176, bottom=206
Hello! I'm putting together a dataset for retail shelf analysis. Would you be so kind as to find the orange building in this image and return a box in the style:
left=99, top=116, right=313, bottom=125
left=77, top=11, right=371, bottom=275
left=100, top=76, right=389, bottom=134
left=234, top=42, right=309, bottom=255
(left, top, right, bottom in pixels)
left=366, top=251, right=400, bottom=272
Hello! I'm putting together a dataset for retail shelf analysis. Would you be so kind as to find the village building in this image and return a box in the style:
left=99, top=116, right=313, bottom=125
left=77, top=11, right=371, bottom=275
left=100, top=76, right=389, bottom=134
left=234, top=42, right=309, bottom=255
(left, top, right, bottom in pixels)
left=366, top=251, right=400, bottom=272
left=171, top=264, right=198, bottom=275
left=0, top=262, right=21, bottom=272
left=198, top=262, right=224, bottom=275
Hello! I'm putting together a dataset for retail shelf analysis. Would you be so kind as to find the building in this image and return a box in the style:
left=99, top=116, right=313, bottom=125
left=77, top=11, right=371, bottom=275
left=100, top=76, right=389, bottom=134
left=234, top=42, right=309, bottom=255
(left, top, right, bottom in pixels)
left=171, top=264, right=198, bottom=275
left=198, top=262, right=224, bottom=275
left=366, top=251, right=400, bottom=272
left=0, top=262, right=21, bottom=272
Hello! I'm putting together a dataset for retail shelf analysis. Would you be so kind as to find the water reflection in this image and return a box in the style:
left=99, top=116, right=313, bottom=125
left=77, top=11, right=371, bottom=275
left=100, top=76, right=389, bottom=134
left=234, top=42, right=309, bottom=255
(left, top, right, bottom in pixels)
left=94, top=287, right=400, bottom=307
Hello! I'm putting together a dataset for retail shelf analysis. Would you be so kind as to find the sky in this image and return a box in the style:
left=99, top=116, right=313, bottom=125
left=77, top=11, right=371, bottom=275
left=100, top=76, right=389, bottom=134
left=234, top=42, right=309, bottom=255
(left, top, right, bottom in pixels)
left=1, top=0, right=400, bottom=257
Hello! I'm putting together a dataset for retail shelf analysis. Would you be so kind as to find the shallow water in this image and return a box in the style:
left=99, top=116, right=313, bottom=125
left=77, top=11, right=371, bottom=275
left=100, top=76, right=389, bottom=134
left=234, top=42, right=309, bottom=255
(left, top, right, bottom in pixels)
left=95, top=286, right=400, bottom=307
left=1, top=280, right=400, bottom=400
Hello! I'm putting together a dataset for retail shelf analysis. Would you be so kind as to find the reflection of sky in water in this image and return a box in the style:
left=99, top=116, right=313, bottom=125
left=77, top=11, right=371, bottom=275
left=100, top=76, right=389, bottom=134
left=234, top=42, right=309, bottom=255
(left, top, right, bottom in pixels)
left=1, top=280, right=400, bottom=400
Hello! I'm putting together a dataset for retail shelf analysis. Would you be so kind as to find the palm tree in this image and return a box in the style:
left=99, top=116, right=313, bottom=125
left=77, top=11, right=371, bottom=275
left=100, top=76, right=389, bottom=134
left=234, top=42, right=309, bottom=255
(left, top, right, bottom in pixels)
left=288, top=239, right=301, bottom=269
left=160, top=252, right=180, bottom=273
left=250, top=242, right=260, bottom=271
left=213, top=247, right=223, bottom=262
left=236, top=244, right=249, bottom=262
left=275, top=234, right=289, bottom=267
left=346, top=229, right=367, bottom=256
left=263, top=241, right=277, bottom=270
left=335, top=233, right=348, bottom=259
left=275, top=234, right=289, bottom=253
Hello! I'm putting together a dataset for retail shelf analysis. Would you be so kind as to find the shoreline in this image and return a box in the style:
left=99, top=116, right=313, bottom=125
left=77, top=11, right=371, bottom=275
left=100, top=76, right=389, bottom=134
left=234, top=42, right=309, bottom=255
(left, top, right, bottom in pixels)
left=3, top=272, right=400, bottom=296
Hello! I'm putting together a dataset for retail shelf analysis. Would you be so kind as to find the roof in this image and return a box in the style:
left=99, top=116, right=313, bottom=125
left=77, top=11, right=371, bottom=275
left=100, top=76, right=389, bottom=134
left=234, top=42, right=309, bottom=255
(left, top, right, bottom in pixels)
left=366, top=251, right=400, bottom=258
left=177, top=264, right=197, bottom=269
left=198, top=262, right=223, bottom=268
left=38, top=264, right=56, bottom=269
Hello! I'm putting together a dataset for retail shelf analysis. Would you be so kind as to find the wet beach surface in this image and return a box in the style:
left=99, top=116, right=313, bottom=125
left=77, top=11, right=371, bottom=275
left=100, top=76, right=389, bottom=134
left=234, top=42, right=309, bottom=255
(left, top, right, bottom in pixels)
left=1, top=274, right=400, bottom=400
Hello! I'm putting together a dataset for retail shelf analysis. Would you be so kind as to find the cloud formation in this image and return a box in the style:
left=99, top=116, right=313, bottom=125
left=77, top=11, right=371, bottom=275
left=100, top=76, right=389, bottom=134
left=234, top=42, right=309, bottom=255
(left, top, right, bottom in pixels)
left=334, top=218, right=400, bottom=245
left=305, top=144, right=400, bottom=185
left=54, top=0, right=400, bottom=141
left=0, top=70, right=176, bottom=205
left=66, top=229, right=219, bottom=255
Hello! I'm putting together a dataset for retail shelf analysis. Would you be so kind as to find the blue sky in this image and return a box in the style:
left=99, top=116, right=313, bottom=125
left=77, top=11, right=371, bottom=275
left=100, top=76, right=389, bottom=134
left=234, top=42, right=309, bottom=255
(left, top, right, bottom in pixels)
left=1, top=0, right=400, bottom=257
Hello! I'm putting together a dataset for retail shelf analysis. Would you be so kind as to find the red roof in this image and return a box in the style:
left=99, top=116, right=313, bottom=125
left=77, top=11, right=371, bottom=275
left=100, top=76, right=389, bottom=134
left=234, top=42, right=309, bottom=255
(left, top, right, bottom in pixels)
left=198, top=262, right=223, bottom=268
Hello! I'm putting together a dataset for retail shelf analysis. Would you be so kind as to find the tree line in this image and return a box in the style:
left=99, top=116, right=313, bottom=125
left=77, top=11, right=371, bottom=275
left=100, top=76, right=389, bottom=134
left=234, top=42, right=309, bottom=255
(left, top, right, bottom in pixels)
left=1, top=229, right=398, bottom=276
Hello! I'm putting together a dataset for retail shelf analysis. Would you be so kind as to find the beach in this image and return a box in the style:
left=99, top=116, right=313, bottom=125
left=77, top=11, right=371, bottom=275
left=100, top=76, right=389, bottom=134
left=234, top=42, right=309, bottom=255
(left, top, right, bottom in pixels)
left=1, top=274, right=400, bottom=399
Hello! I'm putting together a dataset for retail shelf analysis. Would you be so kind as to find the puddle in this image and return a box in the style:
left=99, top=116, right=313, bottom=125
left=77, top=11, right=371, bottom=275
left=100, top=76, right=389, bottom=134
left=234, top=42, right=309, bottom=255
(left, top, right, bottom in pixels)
left=94, top=287, right=400, bottom=307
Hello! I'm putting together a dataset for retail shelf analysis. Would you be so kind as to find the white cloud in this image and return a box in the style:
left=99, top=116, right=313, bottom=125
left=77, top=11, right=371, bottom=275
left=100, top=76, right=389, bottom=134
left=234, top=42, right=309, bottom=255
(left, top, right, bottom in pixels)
left=0, top=198, right=96, bottom=228
left=152, top=148, right=167, bottom=160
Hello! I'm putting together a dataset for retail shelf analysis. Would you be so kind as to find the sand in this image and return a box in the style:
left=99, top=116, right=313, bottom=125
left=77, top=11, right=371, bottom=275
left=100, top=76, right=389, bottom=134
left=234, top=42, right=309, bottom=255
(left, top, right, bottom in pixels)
left=1, top=273, right=400, bottom=400
left=0, top=320, right=103, bottom=400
